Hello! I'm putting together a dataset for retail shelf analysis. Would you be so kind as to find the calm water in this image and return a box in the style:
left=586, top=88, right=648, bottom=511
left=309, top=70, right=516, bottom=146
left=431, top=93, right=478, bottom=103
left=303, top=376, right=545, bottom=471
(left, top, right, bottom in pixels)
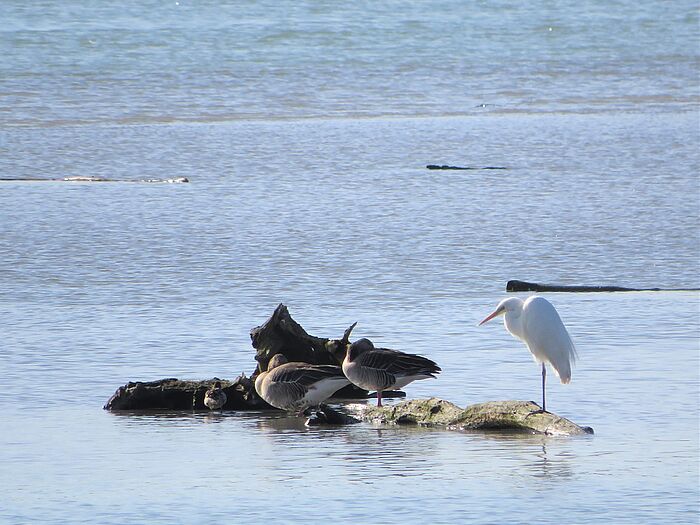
left=1, top=1, right=699, bottom=524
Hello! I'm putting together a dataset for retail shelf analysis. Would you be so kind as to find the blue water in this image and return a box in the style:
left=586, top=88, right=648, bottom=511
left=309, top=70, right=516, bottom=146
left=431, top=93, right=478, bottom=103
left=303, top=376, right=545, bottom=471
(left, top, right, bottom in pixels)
left=1, top=1, right=699, bottom=524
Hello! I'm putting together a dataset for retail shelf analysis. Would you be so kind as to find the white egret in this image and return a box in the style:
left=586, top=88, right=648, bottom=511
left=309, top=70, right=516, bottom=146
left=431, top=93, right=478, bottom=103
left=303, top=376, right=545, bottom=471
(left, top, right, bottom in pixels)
left=479, top=296, right=577, bottom=412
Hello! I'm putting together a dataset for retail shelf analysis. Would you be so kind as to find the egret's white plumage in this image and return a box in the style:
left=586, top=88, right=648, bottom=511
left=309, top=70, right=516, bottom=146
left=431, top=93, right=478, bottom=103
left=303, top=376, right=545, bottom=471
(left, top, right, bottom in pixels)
left=479, top=296, right=577, bottom=411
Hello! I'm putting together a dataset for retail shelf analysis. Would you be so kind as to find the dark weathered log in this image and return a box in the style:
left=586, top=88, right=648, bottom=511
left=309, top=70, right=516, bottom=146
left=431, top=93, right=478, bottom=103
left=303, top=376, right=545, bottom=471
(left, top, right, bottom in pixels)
left=103, top=374, right=269, bottom=411
left=506, top=279, right=699, bottom=293
left=250, top=303, right=336, bottom=373
left=104, top=305, right=371, bottom=410
left=354, top=398, right=593, bottom=436
left=426, top=164, right=507, bottom=170
left=249, top=304, right=369, bottom=399
left=507, top=279, right=651, bottom=292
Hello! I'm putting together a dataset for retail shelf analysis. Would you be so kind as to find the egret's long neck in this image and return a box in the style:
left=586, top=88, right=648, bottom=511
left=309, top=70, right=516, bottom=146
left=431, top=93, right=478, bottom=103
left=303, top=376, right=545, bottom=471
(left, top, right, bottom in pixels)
left=504, top=310, right=526, bottom=341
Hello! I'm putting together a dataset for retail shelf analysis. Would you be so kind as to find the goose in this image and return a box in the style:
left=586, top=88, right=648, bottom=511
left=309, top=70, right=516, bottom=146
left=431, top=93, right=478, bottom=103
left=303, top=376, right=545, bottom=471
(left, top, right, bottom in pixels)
left=342, top=338, right=441, bottom=406
left=254, top=354, right=351, bottom=414
left=203, top=381, right=227, bottom=410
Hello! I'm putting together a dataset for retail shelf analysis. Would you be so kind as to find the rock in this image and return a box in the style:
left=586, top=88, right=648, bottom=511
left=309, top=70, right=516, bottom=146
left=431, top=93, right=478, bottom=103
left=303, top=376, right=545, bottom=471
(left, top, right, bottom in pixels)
left=449, top=400, right=593, bottom=436
left=361, top=398, right=465, bottom=426
left=351, top=398, right=593, bottom=436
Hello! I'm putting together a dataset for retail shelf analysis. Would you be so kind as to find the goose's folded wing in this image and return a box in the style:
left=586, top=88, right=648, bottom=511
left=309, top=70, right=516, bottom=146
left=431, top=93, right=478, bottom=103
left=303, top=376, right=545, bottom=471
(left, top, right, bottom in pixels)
left=271, top=364, right=346, bottom=388
left=361, top=349, right=441, bottom=376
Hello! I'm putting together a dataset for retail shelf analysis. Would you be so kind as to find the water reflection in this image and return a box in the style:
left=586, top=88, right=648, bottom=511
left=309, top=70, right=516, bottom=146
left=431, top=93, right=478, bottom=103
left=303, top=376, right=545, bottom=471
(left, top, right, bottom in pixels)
left=249, top=406, right=581, bottom=484
left=465, top=431, right=580, bottom=481
left=107, top=406, right=579, bottom=481
left=106, top=409, right=271, bottom=428
left=530, top=442, right=574, bottom=480
left=254, top=412, right=312, bottom=434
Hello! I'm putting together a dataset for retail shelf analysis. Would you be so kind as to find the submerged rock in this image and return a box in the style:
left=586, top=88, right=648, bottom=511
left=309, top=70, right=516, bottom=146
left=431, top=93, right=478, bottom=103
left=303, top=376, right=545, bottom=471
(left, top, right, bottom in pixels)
left=353, top=398, right=593, bottom=436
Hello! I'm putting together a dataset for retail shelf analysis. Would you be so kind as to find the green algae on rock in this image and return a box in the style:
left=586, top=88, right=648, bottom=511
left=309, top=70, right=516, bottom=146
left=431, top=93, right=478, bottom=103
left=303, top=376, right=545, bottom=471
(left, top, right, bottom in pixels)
left=354, top=397, right=593, bottom=436
left=361, top=398, right=465, bottom=426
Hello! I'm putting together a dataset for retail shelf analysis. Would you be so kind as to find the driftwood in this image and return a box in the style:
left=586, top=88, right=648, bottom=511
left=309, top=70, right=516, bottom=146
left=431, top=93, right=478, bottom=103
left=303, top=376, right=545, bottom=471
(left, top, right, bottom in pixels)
left=506, top=279, right=699, bottom=293
left=0, top=176, right=189, bottom=183
left=426, top=164, right=507, bottom=170
left=250, top=304, right=351, bottom=373
left=249, top=304, right=369, bottom=399
left=103, top=375, right=266, bottom=411
left=105, top=304, right=370, bottom=410
left=354, top=398, right=593, bottom=436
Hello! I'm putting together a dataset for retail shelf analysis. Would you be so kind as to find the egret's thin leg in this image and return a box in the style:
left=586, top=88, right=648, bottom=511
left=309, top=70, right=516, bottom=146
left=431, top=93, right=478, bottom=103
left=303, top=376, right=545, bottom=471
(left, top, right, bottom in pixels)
left=541, top=363, right=547, bottom=412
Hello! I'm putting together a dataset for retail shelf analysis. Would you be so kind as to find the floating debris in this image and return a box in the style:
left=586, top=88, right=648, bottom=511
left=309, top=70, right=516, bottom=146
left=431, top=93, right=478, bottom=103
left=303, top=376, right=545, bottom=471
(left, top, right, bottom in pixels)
left=0, top=176, right=189, bottom=183
left=506, top=279, right=700, bottom=293
left=426, top=165, right=507, bottom=170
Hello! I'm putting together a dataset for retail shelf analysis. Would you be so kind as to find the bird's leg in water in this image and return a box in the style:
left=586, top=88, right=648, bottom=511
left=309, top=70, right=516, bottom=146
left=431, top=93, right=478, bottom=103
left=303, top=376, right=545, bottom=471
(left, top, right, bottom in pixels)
left=376, top=391, right=383, bottom=407
left=541, top=363, right=547, bottom=412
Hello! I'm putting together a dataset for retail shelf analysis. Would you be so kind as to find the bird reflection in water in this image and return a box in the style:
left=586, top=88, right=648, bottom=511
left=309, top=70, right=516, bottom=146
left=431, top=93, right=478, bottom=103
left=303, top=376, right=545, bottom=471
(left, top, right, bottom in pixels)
left=474, top=433, right=576, bottom=480
left=530, top=442, right=575, bottom=480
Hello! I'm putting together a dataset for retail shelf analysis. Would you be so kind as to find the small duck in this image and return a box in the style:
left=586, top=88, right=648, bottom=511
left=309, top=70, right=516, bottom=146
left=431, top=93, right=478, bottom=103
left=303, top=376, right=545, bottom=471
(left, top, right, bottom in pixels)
left=204, top=381, right=227, bottom=410
left=342, top=338, right=441, bottom=407
left=254, top=354, right=351, bottom=415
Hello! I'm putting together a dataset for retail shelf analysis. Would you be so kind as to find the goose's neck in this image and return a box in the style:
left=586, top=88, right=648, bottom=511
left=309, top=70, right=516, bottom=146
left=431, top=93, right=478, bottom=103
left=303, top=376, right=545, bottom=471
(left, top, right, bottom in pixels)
left=254, top=371, right=266, bottom=392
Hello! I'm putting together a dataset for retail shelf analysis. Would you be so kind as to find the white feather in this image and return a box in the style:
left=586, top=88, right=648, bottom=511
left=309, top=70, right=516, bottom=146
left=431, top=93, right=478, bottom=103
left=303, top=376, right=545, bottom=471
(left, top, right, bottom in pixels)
left=520, top=296, right=577, bottom=383
left=301, top=377, right=351, bottom=406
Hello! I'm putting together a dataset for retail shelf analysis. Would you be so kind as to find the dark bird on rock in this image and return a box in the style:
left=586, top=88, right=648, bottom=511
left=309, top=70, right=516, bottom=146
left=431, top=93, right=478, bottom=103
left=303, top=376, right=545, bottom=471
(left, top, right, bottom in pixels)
left=204, top=381, right=227, bottom=410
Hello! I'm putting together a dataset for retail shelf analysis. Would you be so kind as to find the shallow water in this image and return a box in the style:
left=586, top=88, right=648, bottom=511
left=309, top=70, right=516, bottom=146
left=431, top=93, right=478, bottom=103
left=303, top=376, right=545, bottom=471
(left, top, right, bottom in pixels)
left=1, top=1, right=699, bottom=524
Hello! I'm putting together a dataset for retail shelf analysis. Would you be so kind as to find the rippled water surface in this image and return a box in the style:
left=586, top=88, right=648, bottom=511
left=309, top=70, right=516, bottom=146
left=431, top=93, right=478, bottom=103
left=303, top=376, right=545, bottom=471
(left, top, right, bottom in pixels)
left=1, top=1, right=699, bottom=524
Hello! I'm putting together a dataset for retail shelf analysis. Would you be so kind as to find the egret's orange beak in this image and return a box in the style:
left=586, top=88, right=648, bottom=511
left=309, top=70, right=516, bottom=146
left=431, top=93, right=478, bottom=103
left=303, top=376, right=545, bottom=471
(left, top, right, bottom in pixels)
left=478, top=307, right=503, bottom=326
